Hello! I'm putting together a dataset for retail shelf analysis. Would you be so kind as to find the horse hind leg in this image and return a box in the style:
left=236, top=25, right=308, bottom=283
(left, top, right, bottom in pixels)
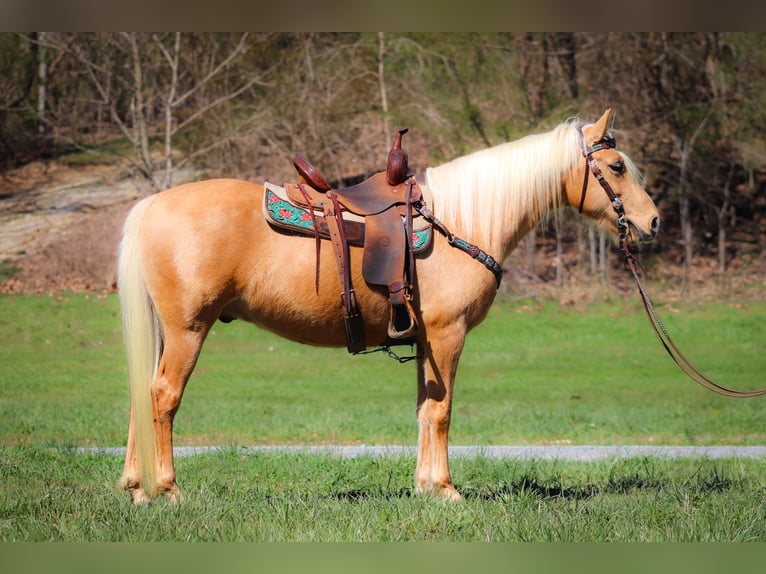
left=118, top=409, right=151, bottom=504
left=148, top=325, right=208, bottom=502
left=119, top=324, right=208, bottom=503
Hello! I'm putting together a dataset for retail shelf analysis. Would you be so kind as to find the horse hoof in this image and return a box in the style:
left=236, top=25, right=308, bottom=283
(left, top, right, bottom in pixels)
left=439, top=486, right=463, bottom=502
left=130, top=489, right=152, bottom=505
left=121, top=485, right=151, bottom=505
left=430, top=483, right=462, bottom=502
left=161, top=484, right=184, bottom=504
left=118, top=477, right=152, bottom=505
left=415, top=482, right=463, bottom=502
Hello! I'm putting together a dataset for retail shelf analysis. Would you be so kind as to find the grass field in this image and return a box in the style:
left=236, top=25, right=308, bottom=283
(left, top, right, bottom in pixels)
left=1, top=292, right=765, bottom=541
left=2, top=446, right=766, bottom=541
left=1, top=292, right=764, bottom=447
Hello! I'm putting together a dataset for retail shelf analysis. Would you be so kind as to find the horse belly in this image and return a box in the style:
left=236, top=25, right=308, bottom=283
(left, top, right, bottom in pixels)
left=228, top=238, right=393, bottom=347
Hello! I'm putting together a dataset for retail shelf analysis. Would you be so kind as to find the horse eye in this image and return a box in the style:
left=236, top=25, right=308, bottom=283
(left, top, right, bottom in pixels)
left=609, top=161, right=625, bottom=175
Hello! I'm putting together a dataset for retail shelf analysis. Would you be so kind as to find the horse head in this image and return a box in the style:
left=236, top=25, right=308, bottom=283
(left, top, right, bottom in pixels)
left=566, top=108, right=660, bottom=244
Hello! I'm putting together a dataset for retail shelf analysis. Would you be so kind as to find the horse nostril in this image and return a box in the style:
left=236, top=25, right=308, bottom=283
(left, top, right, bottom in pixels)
left=650, top=217, right=660, bottom=237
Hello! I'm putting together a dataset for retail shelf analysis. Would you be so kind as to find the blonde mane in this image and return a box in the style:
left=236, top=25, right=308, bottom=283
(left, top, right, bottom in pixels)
left=425, top=119, right=584, bottom=252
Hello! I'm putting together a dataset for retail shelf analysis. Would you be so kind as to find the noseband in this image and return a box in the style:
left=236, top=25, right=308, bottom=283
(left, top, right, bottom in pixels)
left=578, top=128, right=766, bottom=398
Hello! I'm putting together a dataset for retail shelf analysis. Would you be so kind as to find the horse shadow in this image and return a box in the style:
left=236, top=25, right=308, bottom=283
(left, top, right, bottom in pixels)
left=320, top=478, right=592, bottom=502
left=322, top=470, right=732, bottom=503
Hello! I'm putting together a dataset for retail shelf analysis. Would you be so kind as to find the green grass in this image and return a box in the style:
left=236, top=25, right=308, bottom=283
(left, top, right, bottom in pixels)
left=0, top=293, right=764, bottom=448
left=1, top=446, right=765, bottom=541
left=1, top=292, right=765, bottom=541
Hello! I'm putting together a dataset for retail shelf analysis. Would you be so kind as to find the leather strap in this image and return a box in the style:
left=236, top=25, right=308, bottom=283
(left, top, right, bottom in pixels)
left=414, top=201, right=503, bottom=288
left=323, top=191, right=366, bottom=353
left=384, top=179, right=418, bottom=339
left=579, top=134, right=618, bottom=214
left=297, top=183, right=323, bottom=293
left=404, top=179, right=415, bottom=289
left=622, top=238, right=766, bottom=398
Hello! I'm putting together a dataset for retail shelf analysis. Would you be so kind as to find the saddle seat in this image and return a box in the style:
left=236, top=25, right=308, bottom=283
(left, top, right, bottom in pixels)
left=290, top=155, right=422, bottom=217
left=273, top=129, right=424, bottom=353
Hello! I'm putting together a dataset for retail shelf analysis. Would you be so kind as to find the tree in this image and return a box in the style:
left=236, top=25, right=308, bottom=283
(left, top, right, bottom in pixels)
left=153, top=32, right=268, bottom=189
left=0, top=33, right=39, bottom=164
left=34, top=33, right=272, bottom=190
left=3, top=32, right=766, bottom=291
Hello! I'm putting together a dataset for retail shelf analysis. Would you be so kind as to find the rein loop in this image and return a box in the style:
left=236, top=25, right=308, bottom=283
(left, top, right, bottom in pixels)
left=581, top=129, right=766, bottom=398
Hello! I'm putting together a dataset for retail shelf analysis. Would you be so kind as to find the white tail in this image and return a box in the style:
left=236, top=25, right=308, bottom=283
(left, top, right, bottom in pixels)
left=118, top=195, right=162, bottom=496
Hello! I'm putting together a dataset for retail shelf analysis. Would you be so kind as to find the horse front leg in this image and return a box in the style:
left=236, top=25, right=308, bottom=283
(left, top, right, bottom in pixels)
left=414, top=324, right=466, bottom=501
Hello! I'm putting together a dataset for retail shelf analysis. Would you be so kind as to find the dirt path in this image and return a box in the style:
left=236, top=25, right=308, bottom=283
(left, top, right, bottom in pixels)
left=1, top=162, right=138, bottom=259
left=0, top=161, right=196, bottom=292
left=77, top=445, right=766, bottom=460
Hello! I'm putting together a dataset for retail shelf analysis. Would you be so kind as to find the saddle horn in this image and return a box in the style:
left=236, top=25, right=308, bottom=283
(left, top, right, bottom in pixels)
left=386, top=128, right=409, bottom=186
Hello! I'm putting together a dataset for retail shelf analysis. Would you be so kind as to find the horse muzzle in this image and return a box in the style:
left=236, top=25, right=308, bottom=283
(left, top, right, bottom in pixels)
left=628, top=216, right=660, bottom=243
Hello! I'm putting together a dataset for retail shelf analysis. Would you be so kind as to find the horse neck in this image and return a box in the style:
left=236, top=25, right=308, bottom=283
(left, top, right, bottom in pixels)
left=426, top=123, right=579, bottom=261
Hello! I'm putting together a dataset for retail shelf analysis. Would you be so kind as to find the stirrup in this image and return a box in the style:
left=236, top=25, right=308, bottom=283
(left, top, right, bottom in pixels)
left=387, top=296, right=418, bottom=339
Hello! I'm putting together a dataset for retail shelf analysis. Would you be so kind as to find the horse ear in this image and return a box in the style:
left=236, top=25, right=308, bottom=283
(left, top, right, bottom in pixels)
left=582, top=108, right=614, bottom=146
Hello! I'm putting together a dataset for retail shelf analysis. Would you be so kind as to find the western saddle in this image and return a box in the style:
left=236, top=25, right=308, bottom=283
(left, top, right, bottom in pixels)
left=281, top=128, right=424, bottom=353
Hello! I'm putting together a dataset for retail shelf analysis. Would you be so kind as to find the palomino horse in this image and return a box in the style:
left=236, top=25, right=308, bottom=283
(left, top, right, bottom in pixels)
left=117, top=109, right=659, bottom=503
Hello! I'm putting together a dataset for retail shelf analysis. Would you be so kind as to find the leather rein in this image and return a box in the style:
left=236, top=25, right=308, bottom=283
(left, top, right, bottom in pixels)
left=580, top=131, right=766, bottom=398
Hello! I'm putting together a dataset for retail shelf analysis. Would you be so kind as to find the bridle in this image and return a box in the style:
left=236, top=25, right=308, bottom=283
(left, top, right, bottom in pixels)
left=579, top=128, right=766, bottom=398
left=578, top=132, right=620, bottom=217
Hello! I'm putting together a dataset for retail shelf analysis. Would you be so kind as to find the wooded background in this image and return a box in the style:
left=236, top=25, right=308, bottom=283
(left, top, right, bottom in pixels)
left=2, top=32, right=765, bottom=293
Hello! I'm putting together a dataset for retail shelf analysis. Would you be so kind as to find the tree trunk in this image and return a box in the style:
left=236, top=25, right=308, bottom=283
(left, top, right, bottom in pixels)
left=553, top=32, right=578, bottom=100
left=598, top=228, right=608, bottom=281
left=718, top=164, right=734, bottom=273
left=378, top=32, right=391, bottom=145
left=162, top=33, right=181, bottom=190
left=525, top=230, right=536, bottom=279
left=673, top=111, right=709, bottom=289
left=127, top=33, right=156, bottom=189
left=518, top=33, right=550, bottom=120
left=679, top=180, right=693, bottom=283
left=304, top=32, right=316, bottom=83
left=575, top=219, right=586, bottom=267
left=37, top=32, right=48, bottom=135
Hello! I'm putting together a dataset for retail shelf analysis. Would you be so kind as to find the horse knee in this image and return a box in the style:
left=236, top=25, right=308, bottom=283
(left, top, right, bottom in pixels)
left=418, top=408, right=451, bottom=434
left=151, top=376, right=185, bottom=420
left=417, top=391, right=452, bottom=418
left=151, top=335, right=204, bottom=418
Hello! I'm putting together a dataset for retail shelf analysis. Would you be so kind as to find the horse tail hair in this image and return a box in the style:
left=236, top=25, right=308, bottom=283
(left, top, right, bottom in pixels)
left=118, top=195, right=162, bottom=497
